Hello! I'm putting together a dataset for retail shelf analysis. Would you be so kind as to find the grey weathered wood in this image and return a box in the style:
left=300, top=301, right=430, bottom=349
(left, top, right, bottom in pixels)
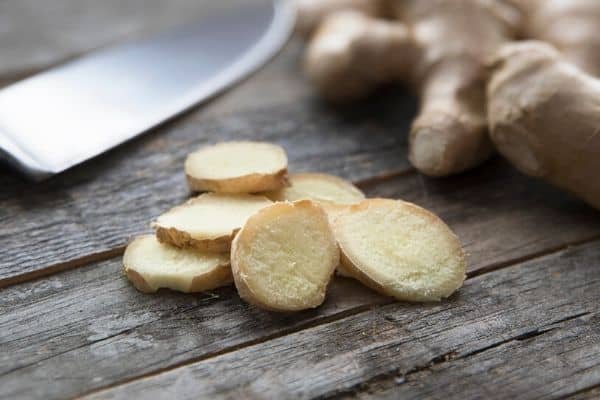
left=0, top=89, right=416, bottom=286
left=2, top=161, right=599, bottom=400
left=568, top=385, right=600, bottom=400
left=82, top=241, right=600, bottom=400
left=0, top=0, right=249, bottom=79
left=353, top=314, right=600, bottom=400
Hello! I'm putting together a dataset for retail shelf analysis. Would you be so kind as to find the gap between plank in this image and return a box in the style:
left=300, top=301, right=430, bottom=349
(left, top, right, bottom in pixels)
left=467, top=233, right=600, bottom=279
left=74, top=302, right=385, bottom=400
left=76, top=237, right=600, bottom=399
left=557, top=382, right=600, bottom=400
left=0, top=246, right=125, bottom=289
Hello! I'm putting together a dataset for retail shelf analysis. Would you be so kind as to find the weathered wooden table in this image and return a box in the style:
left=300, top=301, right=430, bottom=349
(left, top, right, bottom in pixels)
left=1, top=2, right=599, bottom=399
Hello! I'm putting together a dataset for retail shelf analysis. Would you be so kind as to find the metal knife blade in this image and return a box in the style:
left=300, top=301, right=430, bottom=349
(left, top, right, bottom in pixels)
left=0, top=0, right=295, bottom=180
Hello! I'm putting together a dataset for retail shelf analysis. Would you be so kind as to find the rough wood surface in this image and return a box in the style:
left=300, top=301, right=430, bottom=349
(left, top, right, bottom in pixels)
left=0, top=90, right=415, bottom=286
left=352, top=313, right=599, bottom=400
left=1, top=162, right=599, bottom=400
left=0, top=0, right=246, bottom=79
left=569, top=385, right=600, bottom=400
left=82, top=241, right=600, bottom=400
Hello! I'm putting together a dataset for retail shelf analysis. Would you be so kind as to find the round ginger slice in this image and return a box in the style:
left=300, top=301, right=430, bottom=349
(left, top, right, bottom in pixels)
left=265, top=172, right=365, bottom=205
left=153, top=193, right=272, bottom=252
left=334, top=199, right=466, bottom=302
left=231, top=200, right=339, bottom=312
left=185, top=141, right=288, bottom=193
left=123, top=235, right=231, bottom=293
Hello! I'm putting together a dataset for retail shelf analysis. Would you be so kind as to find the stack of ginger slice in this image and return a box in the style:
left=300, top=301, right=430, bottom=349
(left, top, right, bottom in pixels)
left=124, top=141, right=466, bottom=311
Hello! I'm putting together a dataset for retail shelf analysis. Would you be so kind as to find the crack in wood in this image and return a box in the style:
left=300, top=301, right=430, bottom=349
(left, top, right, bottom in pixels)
left=74, top=302, right=384, bottom=399
left=321, top=311, right=596, bottom=400
left=0, top=246, right=125, bottom=289
left=557, top=382, right=600, bottom=399
left=466, top=235, right=600, bottom=279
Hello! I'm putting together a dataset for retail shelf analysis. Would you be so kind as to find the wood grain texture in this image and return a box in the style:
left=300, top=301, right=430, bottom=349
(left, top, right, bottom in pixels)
left=568, top=385, right=600, bottom=400
left=0, top=89, right=415, bottom=286
left=0, top=0, right=247, bottom=78
left=83, top=241, right=600, bottom=400
left=2, top=161, right=599, bottom=400
left=353, top=313, right=600, bottom=400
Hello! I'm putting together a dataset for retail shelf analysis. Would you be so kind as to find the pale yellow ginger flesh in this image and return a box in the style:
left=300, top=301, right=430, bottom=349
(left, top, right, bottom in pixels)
left=264, top=173, right=363, bottom=277
left=123, top=235, right=231, bottom=293
left=265, top=173, right=365, bottom=204
left=153, top=193, right=272, bottom=252
left=185, top=141, right=288, bottom=193
left=334, top=199, right=466, bottom=302
left=231, top=200, right=339, bottom=312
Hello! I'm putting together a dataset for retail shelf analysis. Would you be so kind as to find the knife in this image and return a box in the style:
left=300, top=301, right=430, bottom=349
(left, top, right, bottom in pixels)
left=0, top=0, right=295, bottom=180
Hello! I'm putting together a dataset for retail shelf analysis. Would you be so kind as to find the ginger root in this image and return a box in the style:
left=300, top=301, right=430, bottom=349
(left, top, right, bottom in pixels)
left=303, top=0, right=521, bottom=176
left=510, top=0, right=600, bottom=77
left=487, top=41, right=600, bottom=210
left=295, top=0, right=387, bottom=38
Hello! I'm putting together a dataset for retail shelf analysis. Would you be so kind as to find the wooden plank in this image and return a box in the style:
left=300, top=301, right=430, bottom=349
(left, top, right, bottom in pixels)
left=81, top=241, right=600, bottom=400
left=0, top=90, right=416, bottom=286
left=568, top=385, right=600, bottom=400
left=352, top=314, right=600, bottom=400
left=1, top=161, right=599, bottom=400
left=0, top=0, right=248, bottom=79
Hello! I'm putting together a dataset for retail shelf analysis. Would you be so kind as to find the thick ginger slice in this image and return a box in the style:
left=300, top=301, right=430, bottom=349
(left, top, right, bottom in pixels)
left=123, top=235, right=231, bottom=293
left=185, top=141, right=288, bottom=193
left=153, top=193, right=272, bottom=252
left=231, top=200, right=339, bottom=312
left=334, top=199, right=466, bottom=302
left=265, top=172, right=364, bottom=205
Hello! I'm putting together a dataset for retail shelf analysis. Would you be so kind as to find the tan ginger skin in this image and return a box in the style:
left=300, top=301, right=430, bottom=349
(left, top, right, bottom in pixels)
left=487, top=42, right=600, bottom=210
left=294, top=0, right=387, bottom=38
left=302, top=0, right=522, bottom=176
left=508, top=0, right=600, bottom=77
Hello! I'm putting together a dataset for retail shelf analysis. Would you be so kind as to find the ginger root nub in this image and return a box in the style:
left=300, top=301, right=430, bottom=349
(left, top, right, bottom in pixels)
left=487, top=41, right=600, bottom=210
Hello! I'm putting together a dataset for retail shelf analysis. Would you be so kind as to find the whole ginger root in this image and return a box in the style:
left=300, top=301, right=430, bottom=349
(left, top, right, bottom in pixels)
left=296, top=0, right=600, bottom=210
left=487, top=42, right=600, bottom=210
left=301, top=0, right=522, bottom=176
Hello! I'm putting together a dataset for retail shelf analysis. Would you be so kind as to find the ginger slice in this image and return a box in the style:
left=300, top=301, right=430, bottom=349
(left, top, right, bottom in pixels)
left=185, top=141, right=288, bottom=193
left=123, top=235, right=231, bottom=293
left=231, top=200, right=339, bottom=312
left=265, top=173, right=364, bottom=240
left=334, top=199, right=466, bottom=302
left=153, top=193, right=272, bottom=252
left=265, top=172, right=365, bottom=204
